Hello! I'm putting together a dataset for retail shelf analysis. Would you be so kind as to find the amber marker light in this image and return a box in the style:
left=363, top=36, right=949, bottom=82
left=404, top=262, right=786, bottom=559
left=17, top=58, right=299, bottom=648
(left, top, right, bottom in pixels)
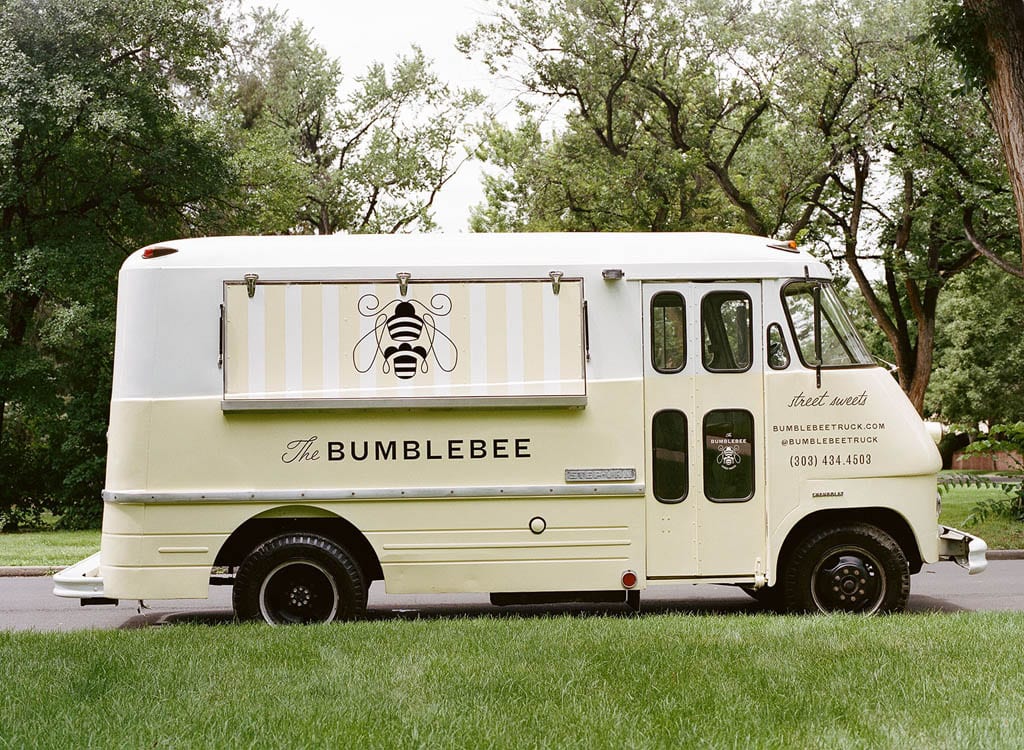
left=767, top=240, right=800, bottom=253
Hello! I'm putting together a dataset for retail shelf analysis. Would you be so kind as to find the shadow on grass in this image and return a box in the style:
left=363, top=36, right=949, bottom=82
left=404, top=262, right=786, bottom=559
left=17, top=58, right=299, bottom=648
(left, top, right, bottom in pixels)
left=119, top=589, right=967, bottom=629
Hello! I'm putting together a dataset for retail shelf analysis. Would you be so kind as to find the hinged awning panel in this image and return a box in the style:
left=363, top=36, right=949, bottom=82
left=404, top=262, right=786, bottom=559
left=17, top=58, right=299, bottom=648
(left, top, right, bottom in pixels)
left=223, top=278, right=586, bottom=409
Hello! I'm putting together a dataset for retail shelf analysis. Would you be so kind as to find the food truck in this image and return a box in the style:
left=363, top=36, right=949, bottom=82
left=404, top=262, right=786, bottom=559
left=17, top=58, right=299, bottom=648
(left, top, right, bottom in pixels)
left=54, top=232, right=987, bottom=622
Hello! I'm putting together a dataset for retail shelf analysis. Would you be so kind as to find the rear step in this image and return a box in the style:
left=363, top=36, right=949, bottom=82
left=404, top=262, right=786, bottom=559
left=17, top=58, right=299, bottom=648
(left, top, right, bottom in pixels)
left=491, top=590, right=639, bottom=611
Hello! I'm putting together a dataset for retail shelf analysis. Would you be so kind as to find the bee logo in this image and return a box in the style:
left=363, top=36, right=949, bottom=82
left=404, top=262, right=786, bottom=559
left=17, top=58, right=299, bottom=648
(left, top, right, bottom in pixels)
left=353, top=293, right=457, bottom=380
left=717, top=444, right=741, bottom=470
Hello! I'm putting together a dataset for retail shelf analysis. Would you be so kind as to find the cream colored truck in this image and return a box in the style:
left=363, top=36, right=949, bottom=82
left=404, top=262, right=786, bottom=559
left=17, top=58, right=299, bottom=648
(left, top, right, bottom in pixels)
left=54, top=232, right=987, bottom=622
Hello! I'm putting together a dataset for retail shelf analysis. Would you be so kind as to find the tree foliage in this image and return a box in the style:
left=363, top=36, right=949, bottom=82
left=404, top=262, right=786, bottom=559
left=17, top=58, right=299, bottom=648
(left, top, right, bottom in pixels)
left=463, top=0, right=1015, bottom=414
left=469, top=113, right=742, bottom=232
left=927, top=265, right=1024, bottom=424
left=1, top=2, right=487, bottom=528
left=216, top=11, right=484, bottom=235
left=806, top=18, right=1014, bottom=412
left=461, top=0, right=822, bottom=236
left=932, top=0, right=1024, bottom=276
left=0, top=0, right=234, bottom=527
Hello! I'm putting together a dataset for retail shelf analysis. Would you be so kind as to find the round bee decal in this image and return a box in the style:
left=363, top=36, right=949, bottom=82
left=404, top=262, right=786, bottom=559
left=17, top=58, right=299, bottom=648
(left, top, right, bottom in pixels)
left=717, top=444, right=741, bottom=470
left=354, top=293, right=457, bottom=380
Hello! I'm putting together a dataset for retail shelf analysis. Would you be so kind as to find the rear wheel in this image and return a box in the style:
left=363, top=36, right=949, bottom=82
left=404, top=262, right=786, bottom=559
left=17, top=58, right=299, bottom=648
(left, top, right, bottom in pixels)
left=783, top=523, right=909, bottom=614
left=233, top=533, right=366, bottom=624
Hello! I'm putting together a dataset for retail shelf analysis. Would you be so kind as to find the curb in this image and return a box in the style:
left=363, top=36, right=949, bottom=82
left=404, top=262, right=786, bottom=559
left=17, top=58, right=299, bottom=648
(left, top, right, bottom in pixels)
left=4, top=550, right=1024, bottom=577
left=985, top=550, right=1024, bottom=560
left=0, top=566, right=63, bottom=577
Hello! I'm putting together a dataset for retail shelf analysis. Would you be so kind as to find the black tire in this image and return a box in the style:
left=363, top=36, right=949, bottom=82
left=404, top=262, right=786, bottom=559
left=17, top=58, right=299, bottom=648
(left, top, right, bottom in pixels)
left=783, top=523, right=910, bottom=614
left=233, top=533, right=367, bottom=624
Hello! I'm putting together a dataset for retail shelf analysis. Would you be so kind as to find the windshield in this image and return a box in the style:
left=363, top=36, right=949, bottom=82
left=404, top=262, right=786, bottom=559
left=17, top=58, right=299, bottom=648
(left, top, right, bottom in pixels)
left=782, top=281, right=873, bottom=367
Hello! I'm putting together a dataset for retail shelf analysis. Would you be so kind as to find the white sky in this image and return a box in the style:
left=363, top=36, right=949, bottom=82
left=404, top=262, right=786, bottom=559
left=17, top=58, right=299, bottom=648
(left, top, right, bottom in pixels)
left=249, top=1, right=504, bottom=232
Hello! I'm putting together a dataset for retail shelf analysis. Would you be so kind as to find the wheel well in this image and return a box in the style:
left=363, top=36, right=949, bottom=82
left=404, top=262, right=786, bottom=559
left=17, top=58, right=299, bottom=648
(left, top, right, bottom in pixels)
left=215, top=511, right=383, bottom=582
left=776, top=508, right=924, bottom=577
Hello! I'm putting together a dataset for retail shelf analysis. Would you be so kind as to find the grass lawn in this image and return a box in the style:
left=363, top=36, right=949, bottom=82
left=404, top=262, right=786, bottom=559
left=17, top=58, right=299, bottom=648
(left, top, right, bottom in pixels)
left=0, top=613, right=1021, bottom=748
left=0, top=529, right=100, bottom=567
left=938, top=486, right=1024, bottom=550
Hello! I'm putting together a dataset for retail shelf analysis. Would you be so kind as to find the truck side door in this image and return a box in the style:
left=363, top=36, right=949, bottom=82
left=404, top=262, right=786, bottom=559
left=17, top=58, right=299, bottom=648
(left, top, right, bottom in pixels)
left=643, top=281, right=767, bottom=579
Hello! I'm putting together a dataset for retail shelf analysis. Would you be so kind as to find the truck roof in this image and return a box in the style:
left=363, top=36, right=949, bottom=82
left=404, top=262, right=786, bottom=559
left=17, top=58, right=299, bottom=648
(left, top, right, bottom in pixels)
left=130, top=232, right=831, bottom=280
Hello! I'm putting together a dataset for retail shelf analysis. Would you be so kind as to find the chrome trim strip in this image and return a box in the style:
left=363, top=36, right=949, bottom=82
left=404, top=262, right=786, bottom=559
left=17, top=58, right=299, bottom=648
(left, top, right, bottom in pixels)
left=103, top=483, right=646, bottom=504
left=565, top=468, right=637, bottom=482
left=221, top=395, right=587, bottom=411
left=224, top=276, right=585, bottom=287
left=381, top=539, right=630, bottom=551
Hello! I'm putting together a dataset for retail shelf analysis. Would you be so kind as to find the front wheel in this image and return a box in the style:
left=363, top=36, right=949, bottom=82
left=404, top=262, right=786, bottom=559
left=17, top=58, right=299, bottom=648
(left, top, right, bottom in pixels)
left=783, top=523, right=910, bottom=614
left=233, top=533, right=367, bottom=624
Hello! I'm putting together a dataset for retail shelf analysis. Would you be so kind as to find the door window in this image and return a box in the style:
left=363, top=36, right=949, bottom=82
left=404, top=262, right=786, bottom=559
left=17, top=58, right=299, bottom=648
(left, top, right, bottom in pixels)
left=651, top=292, right=686, bottom=373
left=701, top=292, right=752, bottom=372
left=652, top=410, right=688, bottom=503
left=767, top=323, right=791, bottom=370
left=782, top=281, right=873, bottom=367
left=703, top=409, right=754, bottom=502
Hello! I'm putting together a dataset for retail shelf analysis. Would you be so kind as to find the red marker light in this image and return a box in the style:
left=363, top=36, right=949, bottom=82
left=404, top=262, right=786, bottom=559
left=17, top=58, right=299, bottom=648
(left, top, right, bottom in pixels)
left=142, top=246, right=177, bottom=259
left=621, top=570, right=638, bottom=589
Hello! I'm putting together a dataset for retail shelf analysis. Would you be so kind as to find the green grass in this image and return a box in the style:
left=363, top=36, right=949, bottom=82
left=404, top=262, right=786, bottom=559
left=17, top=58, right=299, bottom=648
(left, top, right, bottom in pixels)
left=0, top=613, right=1022, bottom=748
left=938, top=486, right=1024, bottom=550
left=0, top=529, right=100, bottom=567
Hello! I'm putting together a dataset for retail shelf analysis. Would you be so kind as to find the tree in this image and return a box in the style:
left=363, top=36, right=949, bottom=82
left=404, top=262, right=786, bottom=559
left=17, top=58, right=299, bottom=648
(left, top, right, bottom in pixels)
left=462, top=0, right=827, bottom=238
left=0, top=0, right=233, bottom=527
left=464, top=0, right=1013, bottom=413
left=470, top=113, right=742, bottom=232
left=216, top=12, right=484, bottom=235
left=934, top=0, right=1024, bottom=277
left=927, top=264, right=1024, bottom=425
left=804, top=15, right=1012, bottom=412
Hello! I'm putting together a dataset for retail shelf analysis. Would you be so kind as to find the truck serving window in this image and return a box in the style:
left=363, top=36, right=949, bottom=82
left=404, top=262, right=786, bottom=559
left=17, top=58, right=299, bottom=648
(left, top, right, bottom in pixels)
left=651, top=292, right=685, bottom=373
left=701, top=291, right=752, bottom=372
left=652, top=409, right=688, bottom=503
left=782, top=281, right=872, bottom=367
left=221, top=278, right=587, bottom=409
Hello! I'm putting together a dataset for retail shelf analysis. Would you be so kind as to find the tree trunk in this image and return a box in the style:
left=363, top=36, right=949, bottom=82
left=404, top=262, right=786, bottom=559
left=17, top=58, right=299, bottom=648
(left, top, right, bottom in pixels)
left=967, top=0, right=1024, bottom=259
left=906, top=312, right=935, bottom=415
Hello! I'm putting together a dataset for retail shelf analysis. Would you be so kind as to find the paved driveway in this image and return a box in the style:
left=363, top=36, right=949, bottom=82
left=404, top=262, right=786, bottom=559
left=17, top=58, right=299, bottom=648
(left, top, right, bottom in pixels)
left=2, top=559, right=1020, bottom=632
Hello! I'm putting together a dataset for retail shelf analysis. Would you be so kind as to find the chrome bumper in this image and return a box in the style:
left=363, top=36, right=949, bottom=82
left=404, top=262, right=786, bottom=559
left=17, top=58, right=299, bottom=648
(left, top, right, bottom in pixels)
left=52, top=551, right=106, bottom=598
left=938, top=526, right=988, bottom=575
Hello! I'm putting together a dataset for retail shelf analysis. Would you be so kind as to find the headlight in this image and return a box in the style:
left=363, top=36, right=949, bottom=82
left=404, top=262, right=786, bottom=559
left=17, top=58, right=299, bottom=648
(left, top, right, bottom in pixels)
left=924, top=421, right=946, bottom=445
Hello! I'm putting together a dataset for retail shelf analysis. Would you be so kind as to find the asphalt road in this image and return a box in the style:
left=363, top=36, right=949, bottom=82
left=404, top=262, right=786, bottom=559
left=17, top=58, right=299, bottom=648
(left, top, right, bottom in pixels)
left=2, top=560, right=1021, bottom=631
